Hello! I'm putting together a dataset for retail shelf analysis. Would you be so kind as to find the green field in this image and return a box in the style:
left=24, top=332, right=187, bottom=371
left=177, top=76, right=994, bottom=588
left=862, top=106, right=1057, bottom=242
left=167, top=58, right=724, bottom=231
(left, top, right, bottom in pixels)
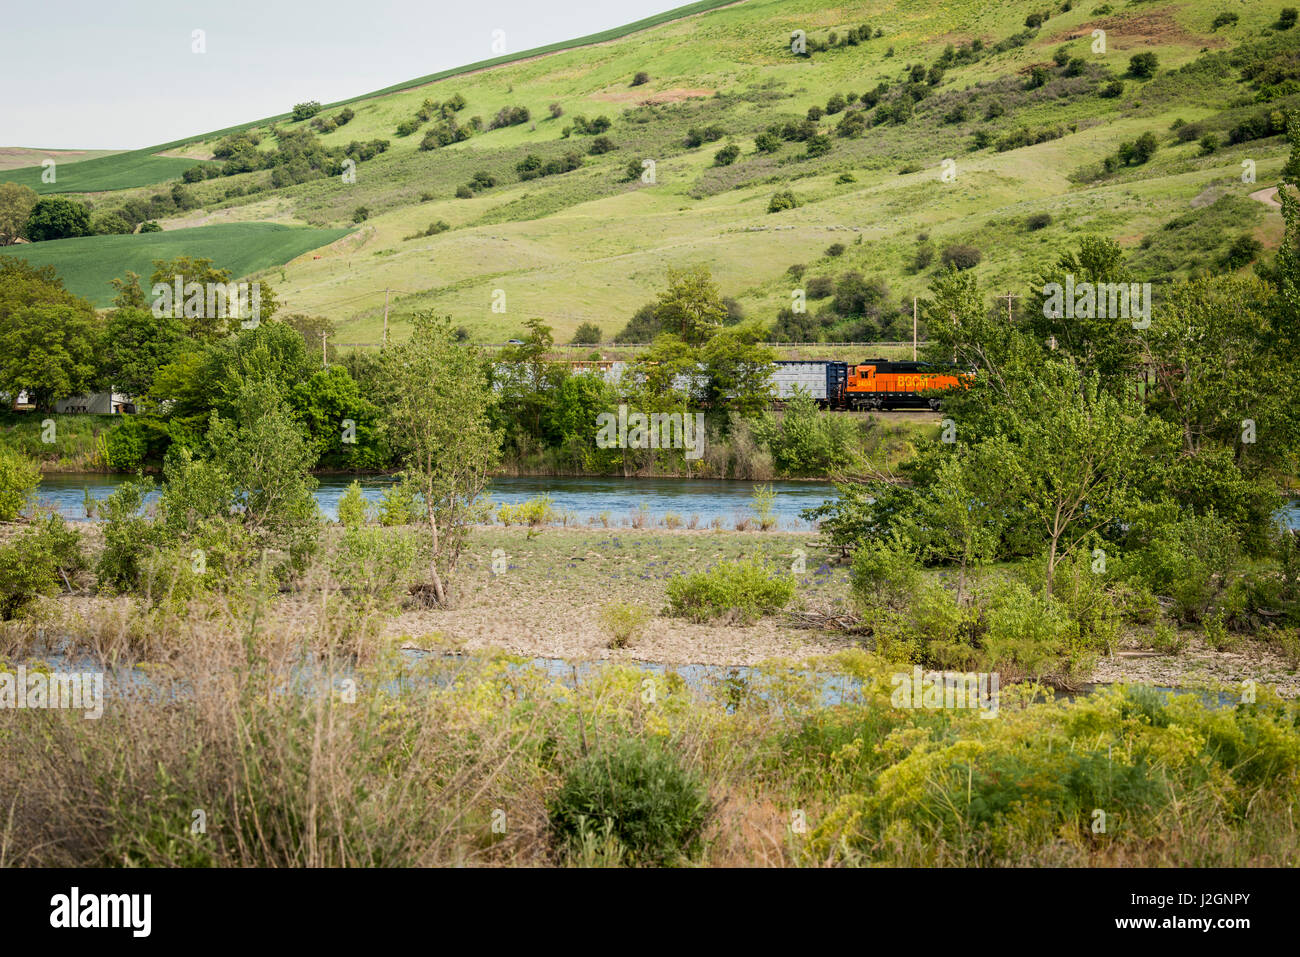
left=0, top=222, right=351, bottom=305
left=0, top=149, right=218, bottom=195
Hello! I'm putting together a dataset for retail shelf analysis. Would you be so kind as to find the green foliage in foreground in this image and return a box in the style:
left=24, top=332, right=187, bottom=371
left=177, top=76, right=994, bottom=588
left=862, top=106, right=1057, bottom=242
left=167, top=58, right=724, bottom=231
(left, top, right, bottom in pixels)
left=2, top=639, right=1298, bottom=867
left=664, top=556, right=795, bottom=623
left=548, top=737, right=711, bottom=866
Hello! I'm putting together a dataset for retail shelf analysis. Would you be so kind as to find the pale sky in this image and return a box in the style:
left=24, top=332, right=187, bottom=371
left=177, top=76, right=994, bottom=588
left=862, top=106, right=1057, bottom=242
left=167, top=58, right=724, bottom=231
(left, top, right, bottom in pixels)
left=1, top=0, right=687, bottom=150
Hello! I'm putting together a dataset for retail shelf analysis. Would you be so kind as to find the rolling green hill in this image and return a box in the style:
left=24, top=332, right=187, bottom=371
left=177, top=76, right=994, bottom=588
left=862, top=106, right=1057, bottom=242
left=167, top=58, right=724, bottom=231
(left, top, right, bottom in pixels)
left=0, top=223, right=351, bottom=305
left=4, top=0, right=1297, bottom=343
left=0, top=150, right=218, bottom=195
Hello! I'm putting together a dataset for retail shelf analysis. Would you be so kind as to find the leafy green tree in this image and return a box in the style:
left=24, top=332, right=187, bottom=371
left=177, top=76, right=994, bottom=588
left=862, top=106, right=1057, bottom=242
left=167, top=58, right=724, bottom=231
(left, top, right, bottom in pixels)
left=207, top=378, right=320, bottom=562
left=146, top=256, right=278, bottom=337
left=1027, top=236, right=1142, bottom=386
left=380, top=314, right=501, bottom=606
left=290, top=365, right=384, bottom=469
left=0, top=183, right=38, bottom=245
left=570, top=321, right=602, bottom=344
left=698, top=322, right=775, bottom=418
left=654, top=266, right=728, bottom=344
left=1128, top=52, right=1158, bottom=79
left=0, top=294, right=101, bottom=409
left=24, top=197, right=90, bottom=242
left=981, top=362, right=1167, bottom=595
left=899, top=449, right=1004, bottom=601
left=497, top=318, right=564, bottom=445
left=100, top=307, right=186, bottom=397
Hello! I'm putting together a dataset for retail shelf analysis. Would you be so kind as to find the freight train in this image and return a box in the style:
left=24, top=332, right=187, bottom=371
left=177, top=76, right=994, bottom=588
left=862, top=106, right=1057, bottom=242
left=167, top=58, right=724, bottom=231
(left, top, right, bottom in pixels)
left=560, top=358, right=973, bottom=410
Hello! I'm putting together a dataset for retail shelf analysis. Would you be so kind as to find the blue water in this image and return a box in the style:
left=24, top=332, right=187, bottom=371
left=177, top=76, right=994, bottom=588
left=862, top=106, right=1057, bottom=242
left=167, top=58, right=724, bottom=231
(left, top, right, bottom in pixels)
left=31, top=473, right=1300, bottom=532
left=34, top=473, right=836, bottom=529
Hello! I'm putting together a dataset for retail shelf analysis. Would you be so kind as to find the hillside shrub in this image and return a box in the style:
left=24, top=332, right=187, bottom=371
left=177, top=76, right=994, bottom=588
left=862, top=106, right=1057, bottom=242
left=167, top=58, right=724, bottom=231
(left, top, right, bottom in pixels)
left=768, top=190, right=799, bottom=213
left=941, top=244, right=982, bottom=270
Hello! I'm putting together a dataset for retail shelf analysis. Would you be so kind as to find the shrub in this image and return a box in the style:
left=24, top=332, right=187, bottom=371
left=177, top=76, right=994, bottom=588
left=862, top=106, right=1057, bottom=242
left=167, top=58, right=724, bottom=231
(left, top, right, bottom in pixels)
left=377, top=477, right=422, bottom=526
left=768, top=190, right=799, bottom=213
left=826, top=242, right=846, bottom=258
left=497, top=495, right=554, bottom=527
left=631, top=71, right=650, bottom=86
left=291, top=101, right=322, bottom=121
left=750, top=483, right=777, bottom=530
left=941, top=243, right=982, bottom=270
left=1279, top=8, right=1298, bottom=30
left=101, top=418, right=148, bottom=471
left=1199, top=132, right=1220, bottom=155
left=713, top=144, right=740, bottom=166
left=0, top=447, right=40, bottom=522
left=1025, top=212, right=1052, bottom=231
left=0, top=514, right=83, bottom=619
left=589, top=136, right=616, bottom=155
left=1211, top=12, right=1238, bottom=30
left=665, top=557, right=795, bottom=623
left=1128, top=53, right=1158, bottom=79
left=455, top=185, right=473, bottom=199
left=1221, top=234, right=1262, bottom=270
left=337, top=480, right=369, bottom=529
left=804, top=134, right=833, bottom=157
left=598, top=601, right=650, bottom=649
left=850, top=535, right=921, bottom=613
left=95, top=478, right=157, bottom=591
left=352, top=206, right=369, bottom=223
left=570, top=321, right=602, bottom=345
left=805, top=275, right=834, bottom=298
left=548, top=737, right=710, bottom=865
left=1099, top=80, right=1124, bottom=99
left=754, top=131, right=782, bottom=153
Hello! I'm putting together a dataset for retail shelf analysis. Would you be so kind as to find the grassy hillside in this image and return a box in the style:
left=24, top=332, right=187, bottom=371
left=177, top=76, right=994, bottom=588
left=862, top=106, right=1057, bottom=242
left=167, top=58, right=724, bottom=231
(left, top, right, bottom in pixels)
left=0, top=223, right=351, bottom=305
left=7, top=0, right=1299, bottom=342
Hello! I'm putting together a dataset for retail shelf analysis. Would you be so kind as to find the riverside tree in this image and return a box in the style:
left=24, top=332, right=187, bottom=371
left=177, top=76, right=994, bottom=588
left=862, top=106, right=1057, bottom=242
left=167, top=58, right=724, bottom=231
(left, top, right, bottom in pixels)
left=381, top=314, right=501, bottom=607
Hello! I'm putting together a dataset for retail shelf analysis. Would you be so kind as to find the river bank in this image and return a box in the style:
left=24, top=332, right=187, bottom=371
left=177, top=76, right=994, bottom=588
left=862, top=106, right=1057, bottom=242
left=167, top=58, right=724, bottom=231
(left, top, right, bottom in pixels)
left=7, top=523, right=1297, bottom=698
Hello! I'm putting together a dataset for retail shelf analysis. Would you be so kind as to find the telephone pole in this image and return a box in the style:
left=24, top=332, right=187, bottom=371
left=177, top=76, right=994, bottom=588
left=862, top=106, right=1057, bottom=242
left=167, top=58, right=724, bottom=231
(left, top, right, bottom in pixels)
left=322, top=331, right=328, bottom=368
left=1003, top=291, right=1018, bottom=324
left=382, top=288, right=390, bottom=347
left=912, top=296, right=918, bottom=361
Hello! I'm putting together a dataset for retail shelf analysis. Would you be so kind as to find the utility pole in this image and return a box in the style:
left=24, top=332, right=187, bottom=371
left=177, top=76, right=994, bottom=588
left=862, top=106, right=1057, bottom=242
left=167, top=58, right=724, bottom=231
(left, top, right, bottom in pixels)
left=322, top=331, right=328, bottom=368
left=912, top=296, right=918, bottom=361
left=1003, top=291, right=1018, bottom=324
left=382, top=288, right=390, bottom=347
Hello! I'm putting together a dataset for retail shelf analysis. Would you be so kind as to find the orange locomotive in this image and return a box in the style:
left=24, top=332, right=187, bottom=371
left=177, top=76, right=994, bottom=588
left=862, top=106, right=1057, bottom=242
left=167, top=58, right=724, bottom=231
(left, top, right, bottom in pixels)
left=844, top=360, right=972, bottom=410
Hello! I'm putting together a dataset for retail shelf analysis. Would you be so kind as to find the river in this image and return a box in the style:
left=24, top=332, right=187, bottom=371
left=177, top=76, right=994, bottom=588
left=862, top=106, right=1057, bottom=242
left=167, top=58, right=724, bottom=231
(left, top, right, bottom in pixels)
left=34, top=473, right=838, bottom=528
left=31, top=473, right=1300, bottom=532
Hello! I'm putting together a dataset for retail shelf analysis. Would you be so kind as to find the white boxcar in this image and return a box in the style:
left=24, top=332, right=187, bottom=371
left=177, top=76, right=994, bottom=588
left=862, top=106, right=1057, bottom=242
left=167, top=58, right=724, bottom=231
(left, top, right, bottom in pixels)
left=770, top=361, right=828, bottom=401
